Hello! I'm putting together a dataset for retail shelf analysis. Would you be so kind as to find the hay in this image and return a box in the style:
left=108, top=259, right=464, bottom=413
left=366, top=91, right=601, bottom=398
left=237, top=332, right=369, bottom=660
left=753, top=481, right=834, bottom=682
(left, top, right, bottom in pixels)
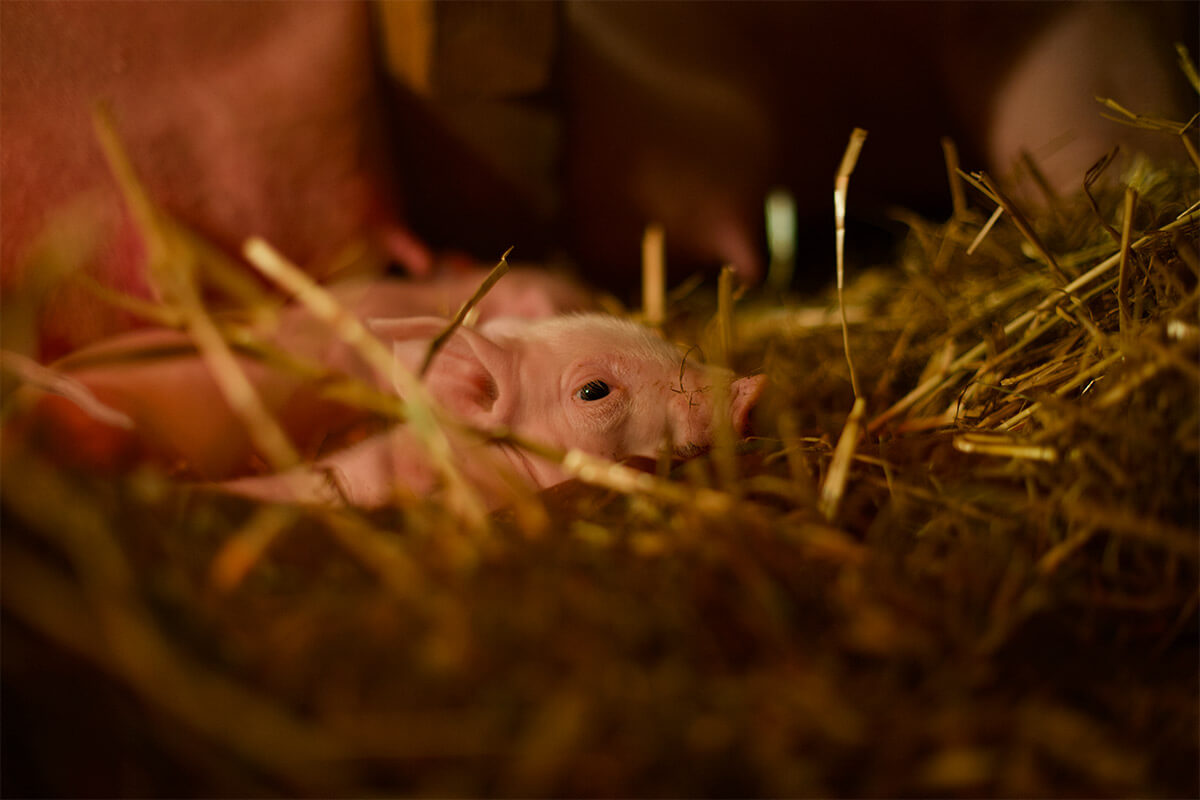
left=3, top=132, right=1199, bottom=798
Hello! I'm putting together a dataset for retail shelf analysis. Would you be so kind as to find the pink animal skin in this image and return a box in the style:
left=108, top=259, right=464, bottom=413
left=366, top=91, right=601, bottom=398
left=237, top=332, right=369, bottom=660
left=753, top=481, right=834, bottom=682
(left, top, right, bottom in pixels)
left=10, top=287, right=765, bottom=510
left=225, top=313, right=766, bottom=509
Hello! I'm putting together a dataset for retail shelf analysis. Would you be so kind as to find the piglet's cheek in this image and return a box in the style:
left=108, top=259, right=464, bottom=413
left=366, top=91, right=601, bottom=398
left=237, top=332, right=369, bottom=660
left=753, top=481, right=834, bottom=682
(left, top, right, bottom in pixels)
left=686, top=402, right=716, bottom=447
left=533, top=389, right=634, bottom=461
left=665, top=386, right=713, bottom=448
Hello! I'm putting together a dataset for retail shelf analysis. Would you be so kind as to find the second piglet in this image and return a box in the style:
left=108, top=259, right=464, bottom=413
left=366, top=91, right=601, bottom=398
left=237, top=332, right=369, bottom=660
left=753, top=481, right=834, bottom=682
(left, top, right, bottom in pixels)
left=226, top=313, right=766, bottom=509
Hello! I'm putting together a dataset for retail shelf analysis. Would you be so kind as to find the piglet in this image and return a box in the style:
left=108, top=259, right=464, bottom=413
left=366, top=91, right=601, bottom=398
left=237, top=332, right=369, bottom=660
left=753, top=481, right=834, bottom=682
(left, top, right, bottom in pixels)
left=225, top=314, right=766, bottom=509
left=9, top=301, right=765, bottom=509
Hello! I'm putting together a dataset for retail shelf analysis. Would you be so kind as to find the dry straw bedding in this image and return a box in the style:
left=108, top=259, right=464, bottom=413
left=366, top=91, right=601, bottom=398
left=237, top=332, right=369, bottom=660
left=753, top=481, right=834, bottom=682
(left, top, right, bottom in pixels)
left=2, top=129, right=1198, bottom=794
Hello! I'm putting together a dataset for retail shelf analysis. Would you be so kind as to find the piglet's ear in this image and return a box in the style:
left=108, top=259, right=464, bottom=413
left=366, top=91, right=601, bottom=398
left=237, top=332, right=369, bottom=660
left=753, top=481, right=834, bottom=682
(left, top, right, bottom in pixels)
left=368, top=317, right=516, bottom=427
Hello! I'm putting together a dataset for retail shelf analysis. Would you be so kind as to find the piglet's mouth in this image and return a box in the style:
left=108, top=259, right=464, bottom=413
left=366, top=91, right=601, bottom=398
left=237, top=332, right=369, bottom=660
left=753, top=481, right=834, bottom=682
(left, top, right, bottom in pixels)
left=729, top=374, right=768, bottom=435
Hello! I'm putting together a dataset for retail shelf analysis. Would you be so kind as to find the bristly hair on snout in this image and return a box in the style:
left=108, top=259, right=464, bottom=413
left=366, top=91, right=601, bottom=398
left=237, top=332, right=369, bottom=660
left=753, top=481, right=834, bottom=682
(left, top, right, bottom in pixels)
left=671, top=344, right=712, bottom=409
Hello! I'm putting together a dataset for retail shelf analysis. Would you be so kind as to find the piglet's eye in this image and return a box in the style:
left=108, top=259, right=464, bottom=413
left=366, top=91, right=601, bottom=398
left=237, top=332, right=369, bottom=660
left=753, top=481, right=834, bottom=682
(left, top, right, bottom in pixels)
left=577, top=379, right=611, bottom=401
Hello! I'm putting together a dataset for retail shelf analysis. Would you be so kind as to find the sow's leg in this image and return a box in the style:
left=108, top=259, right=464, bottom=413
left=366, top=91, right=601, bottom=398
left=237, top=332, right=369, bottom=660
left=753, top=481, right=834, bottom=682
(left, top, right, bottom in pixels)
left=560, top=2, right=1194, bottom=288
left=942, top=2, right=1195, bottom=197
left=1, top=1, right=414, bottom=360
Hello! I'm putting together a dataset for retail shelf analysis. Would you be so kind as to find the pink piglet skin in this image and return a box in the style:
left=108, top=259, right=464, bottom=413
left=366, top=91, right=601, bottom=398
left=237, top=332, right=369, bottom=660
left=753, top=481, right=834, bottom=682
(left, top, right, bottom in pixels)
left=231, top=313, right=767, bottom=509
left=11, top=296, right=765, bottom=509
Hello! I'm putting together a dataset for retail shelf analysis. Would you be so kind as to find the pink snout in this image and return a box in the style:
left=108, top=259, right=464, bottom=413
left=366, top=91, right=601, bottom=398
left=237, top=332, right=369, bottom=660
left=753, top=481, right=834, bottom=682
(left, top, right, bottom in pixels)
left=729, top=375, right=768, bottom=435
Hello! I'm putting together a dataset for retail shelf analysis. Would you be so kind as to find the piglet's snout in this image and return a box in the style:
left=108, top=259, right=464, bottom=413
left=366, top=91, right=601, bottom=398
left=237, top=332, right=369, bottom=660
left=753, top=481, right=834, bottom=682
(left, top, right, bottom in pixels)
left=729, top=375, right=767, bottom=435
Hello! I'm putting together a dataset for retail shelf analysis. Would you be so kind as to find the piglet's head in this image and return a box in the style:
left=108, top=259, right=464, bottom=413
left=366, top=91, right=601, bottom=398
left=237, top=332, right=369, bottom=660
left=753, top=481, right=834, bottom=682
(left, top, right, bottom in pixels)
left=370, top=314, right=766, bottom=488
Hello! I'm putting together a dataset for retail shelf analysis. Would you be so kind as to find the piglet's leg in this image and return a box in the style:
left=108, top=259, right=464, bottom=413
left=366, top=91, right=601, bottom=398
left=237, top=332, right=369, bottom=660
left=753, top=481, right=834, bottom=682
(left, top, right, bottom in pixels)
left=14, top=327, right=365, bottom=478
left=219, top=425, right=532, bottom=511
left=220, top=429, right=422, bottom=507
left=15, top=346, right=272, bottom=477
left=330, top=266, right=597, bottom=325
